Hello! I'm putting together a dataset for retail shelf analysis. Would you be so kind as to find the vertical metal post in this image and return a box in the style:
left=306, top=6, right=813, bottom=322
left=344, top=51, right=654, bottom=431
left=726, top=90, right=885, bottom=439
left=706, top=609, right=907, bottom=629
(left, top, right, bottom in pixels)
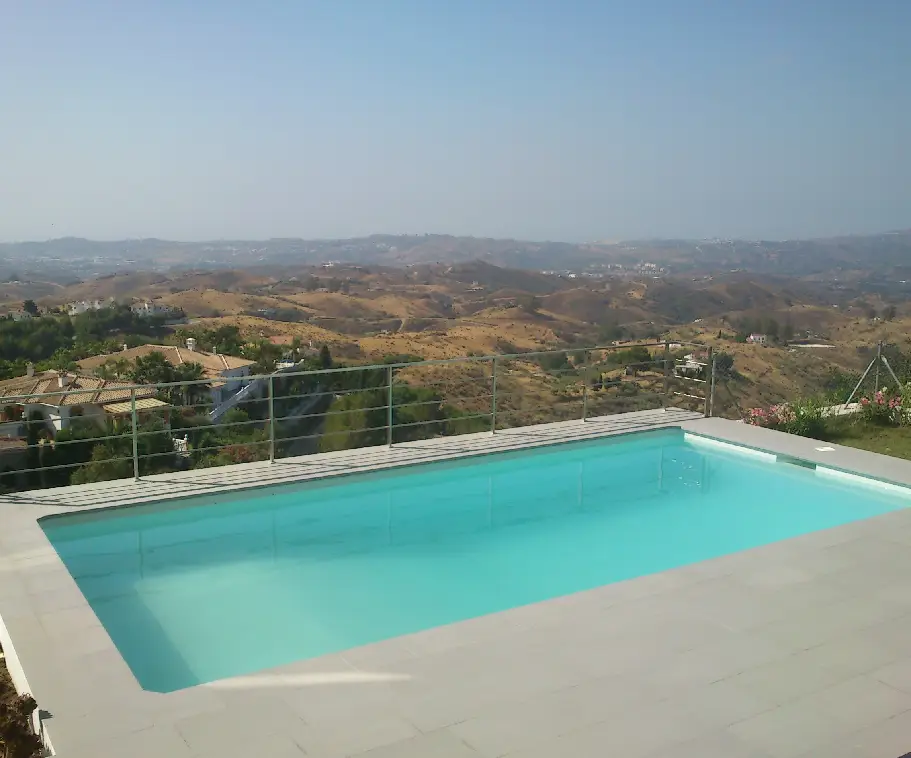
left=490, top=356, right=498, bottom=434
left=703, top=346, right=714, bottom=417
left=130, top=388, right=140, bottom=481
left=387, top=365, right=394, bottom=447
left=662, top=339, right=671, bottom=407
left=581, top=349, right=589, bottom=422
left=709, top=353, right=717, bottom=418
left=874, top=342, right=882, bottom=394
left=268, top=375, right=276, bottom=463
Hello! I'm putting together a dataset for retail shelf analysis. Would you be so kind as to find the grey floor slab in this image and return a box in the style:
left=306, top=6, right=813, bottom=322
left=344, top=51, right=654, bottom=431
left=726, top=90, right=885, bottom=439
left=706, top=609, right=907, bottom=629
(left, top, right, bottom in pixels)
left=3, top=412, right=911, bottom=757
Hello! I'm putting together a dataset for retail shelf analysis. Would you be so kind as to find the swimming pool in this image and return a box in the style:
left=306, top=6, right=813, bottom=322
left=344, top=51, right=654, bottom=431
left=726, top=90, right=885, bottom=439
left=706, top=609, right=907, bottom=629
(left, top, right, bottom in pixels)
left=42, top=428, right=911, bottom=692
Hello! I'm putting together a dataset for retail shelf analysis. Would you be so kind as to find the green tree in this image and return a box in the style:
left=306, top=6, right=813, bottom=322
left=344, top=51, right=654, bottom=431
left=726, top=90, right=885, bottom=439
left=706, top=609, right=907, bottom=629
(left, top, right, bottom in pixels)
left=612, top=345, right=653, bottom=367
left=713, top=352, right=736, bottom=379
left=537, top=352, right=571, bottom=372
left=764, top=318, right=780, bottom=341
left=319, top=345, right=332, bottom=369
left=598, top=323, right=624, bottom=343
left=208, top=325, right=244, bottom=355
left=189, top=409, right=270, bottom=468
left=44, top=348, right=77, bottom=373
left=131, top=352, right=206, bottom=406
left=884, top=304, right=898, bottom=321
left=44, top=418, right=109, bottom=487
left=244, top=340, right=283, bottom=374
left=22, top=299, right=39, bottom=316
left=319, top=390, right=386, bottom=452
left=133, top=351, right=178, bottom=384
left=70, top=417, right=175, bottom=484
left=70, top=442, right=132, bottom=484
left=781, top=320, right=794, bottom=343
left=96, top=357, right=133, bottom=380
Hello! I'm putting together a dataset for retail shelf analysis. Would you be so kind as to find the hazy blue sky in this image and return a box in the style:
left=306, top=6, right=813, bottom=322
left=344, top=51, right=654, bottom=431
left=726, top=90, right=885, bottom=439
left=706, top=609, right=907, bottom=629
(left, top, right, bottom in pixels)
left=2, top=1, right=909, bottom=242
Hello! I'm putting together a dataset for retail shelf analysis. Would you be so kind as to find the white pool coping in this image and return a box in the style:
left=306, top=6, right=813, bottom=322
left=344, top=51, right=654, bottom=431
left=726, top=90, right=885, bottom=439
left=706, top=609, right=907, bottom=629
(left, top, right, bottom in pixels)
left=4, top=408, right=911, bottom=757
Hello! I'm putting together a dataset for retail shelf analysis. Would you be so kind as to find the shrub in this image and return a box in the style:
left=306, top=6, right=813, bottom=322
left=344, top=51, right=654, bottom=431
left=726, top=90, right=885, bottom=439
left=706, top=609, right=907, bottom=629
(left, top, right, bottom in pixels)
left=536, top=352, right=571, bottom=373
left=857, top=385, right=910, bottom=426
left=746, top=397, right=826, bottom=439
left=0, top=684, right=43, bottom=758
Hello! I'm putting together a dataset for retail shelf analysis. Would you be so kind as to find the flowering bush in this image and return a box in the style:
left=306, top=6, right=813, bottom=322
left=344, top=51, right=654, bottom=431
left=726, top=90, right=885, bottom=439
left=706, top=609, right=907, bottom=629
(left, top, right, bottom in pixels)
left=858, top=386, right=911, bottom=426
left=746, top=398, right=826, bottom=439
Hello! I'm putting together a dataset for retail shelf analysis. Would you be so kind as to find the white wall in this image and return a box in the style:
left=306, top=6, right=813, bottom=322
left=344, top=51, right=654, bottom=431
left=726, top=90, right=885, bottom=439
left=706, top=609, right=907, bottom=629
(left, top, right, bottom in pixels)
left=21, top=403, right=111, bottom=434
left=22, top=404, right=62, bottom=433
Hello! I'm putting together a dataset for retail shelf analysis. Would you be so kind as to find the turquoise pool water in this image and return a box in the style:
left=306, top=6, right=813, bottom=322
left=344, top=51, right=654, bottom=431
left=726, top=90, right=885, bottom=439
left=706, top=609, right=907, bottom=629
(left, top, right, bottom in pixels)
left=42, top=429, right=911, bottom=692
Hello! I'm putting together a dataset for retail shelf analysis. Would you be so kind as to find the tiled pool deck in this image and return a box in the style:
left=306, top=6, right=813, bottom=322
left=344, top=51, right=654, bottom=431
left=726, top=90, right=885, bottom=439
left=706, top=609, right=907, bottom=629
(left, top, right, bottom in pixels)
left=4, top=409, right=911, bottom=757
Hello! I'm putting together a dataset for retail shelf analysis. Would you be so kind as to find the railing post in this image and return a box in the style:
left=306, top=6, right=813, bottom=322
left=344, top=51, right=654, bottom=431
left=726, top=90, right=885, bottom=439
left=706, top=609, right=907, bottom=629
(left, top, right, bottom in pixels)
left=268, top=374, right=276, bottom=463
left=709, top=353, right=717, bottom=418
left=490, top=356, right=498, bottom=434
left=130, top=388, right=140, bottom=481
left=662, top=339, right=671, bottom=407
left=703, top=346, right=714, bottom=417
left=582, top=381, right=588, bottom=422
left=387, top=364, right=394, bottom=447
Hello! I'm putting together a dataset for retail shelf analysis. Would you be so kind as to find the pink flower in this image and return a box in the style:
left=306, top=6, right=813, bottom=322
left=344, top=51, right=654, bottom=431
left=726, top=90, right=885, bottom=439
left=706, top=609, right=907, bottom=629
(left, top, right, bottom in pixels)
left=861, top=397, right=870, bottom=406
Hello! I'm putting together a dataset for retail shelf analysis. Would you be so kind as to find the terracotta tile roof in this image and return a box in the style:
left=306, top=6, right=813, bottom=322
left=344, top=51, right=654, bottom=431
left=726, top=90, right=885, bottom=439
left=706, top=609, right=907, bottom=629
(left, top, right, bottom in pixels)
left=77, top=345, right=254, bottom=381
left=0, top=372, right=156, bottom=406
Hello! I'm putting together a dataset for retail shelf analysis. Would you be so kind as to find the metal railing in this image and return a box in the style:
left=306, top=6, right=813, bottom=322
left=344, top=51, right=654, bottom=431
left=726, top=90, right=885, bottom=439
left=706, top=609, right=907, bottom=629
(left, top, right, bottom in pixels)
left=0, top=340, right=714, bottom=491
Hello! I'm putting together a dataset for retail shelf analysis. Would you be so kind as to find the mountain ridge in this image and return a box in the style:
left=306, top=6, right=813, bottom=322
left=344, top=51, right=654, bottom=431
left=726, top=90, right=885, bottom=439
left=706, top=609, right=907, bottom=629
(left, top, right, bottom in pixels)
left=2, top=230, right=910, bottom=283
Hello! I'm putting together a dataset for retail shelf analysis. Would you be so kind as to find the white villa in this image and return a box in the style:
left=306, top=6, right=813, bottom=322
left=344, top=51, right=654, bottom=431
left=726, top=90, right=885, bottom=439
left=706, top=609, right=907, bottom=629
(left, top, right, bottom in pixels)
left=66, top=298, right=113, bottom=316
left=0, top=368, right=162, bottom=437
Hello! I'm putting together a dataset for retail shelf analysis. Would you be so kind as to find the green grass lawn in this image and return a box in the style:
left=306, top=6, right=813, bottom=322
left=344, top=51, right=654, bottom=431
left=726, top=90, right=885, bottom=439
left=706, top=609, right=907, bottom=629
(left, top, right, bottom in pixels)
left=823, top=419, right=911, bottom=461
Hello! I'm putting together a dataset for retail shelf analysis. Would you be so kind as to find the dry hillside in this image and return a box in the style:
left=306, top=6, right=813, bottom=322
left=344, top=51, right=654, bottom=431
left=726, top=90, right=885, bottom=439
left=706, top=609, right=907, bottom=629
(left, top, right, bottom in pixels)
left=670, top=312, right=911, bottom=417
left=8, top=260, right=906, bottom=422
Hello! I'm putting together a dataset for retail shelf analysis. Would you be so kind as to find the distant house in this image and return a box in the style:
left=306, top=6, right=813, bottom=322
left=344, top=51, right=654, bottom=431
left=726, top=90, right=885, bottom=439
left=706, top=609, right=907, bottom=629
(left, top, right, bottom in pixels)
left=77, top=340, right=255, bottom=405
left=1, top=310, right=33, bottom=322
left=66, top=299, right=112, bottom=316
left=130, top=300, right=178, bottom=319
left=747, top=333, right=768, bottom=345
left=0, top=368, right=163, bottom=436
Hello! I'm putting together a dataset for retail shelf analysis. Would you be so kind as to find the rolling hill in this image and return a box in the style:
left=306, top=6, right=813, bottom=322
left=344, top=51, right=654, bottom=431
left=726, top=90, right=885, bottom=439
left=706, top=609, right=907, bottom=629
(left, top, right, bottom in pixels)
left=4, top=229, right=911, bottom=284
